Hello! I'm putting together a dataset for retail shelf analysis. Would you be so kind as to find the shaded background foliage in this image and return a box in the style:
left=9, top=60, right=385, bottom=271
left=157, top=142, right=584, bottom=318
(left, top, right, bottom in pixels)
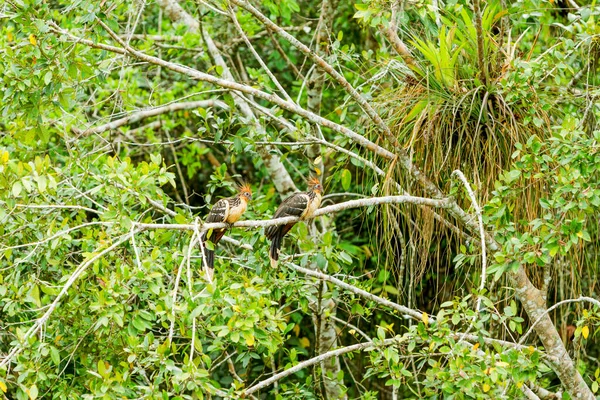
left=0, top=0, right=599, bottom=398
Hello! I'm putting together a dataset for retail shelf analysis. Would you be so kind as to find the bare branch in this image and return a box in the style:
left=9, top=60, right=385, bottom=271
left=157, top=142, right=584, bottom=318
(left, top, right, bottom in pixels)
left=0, top=221, right=111, bottom=251
left=287, top=262, right=426, bottom=320
left=230, top=0, right=400, bottom=148
left=13, top=203, right=100, bottom=214
left=229, top=8, right=294, bottom=103
left=519, top=296, right=600, bottom=345
left=52, top=22, right=396, bottom=161
left=379, top=2, right=416, bottom=68
left=451, top=170, right=487, bottom=312
left=133, top=195, right=452, bottom=232
left=244, top=338, right=399, bottom=395
left=73, top=100, right=228, bottom=138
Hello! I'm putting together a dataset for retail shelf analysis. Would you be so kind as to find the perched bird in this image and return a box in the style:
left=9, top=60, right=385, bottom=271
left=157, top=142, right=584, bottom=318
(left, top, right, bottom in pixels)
left=266, top=177, right=323, bottom=268
left=201, top=183, right=252, bottom=278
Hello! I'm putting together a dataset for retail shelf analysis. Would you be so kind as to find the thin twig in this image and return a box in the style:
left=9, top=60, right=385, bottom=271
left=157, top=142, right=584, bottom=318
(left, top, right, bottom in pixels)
left=229, top=7, right=294, bottom=103
left=452, top=170, right=487, bottom=312
left=72, top=100, right=228, bottom=138
left=519, top=297, right=600, bottom=345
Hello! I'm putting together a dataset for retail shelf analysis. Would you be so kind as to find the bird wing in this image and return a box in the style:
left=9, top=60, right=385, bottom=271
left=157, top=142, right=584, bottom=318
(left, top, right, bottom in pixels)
left=266, top=193, right=308, bottom=238
left=205, top=198, right=229, bottom=223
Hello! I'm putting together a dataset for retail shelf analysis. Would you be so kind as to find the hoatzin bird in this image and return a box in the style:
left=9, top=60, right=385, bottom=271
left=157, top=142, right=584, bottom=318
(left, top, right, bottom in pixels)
left=266, top=177, right=323, bottom=268
left=201, top=183, right=252, bottom=278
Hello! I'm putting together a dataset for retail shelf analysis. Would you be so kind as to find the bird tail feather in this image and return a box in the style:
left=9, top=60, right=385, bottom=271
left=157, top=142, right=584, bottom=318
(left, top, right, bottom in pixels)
left=269, top=231, right=281, bottom=268
left=205, top=248, right=214, bottom=270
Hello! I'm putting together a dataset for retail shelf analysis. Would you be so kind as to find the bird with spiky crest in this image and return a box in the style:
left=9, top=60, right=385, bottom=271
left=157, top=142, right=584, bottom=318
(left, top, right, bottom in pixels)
left=201, top=182, right=252, bottom=279
left=266, top=177, right=323, bottom=268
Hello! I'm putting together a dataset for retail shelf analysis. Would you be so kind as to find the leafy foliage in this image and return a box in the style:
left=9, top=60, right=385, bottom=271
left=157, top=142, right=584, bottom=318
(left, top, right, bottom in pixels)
left=1, top=0, right=599, bottom=398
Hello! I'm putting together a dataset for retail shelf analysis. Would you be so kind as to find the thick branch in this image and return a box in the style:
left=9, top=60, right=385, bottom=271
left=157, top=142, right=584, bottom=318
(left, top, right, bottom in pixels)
left=134, top=195, right=452, bottom=232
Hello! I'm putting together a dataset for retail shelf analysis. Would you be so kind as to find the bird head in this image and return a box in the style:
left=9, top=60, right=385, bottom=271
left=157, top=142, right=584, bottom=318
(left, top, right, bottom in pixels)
left=237, top=182, right=253, bottom=202
left=307, top=176, right=323, bottom=194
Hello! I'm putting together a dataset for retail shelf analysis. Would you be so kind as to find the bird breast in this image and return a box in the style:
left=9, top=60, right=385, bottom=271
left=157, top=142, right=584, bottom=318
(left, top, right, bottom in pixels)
left=225, top=198, right=247, bottom=223
left=301, top=192, right=322, bottom=220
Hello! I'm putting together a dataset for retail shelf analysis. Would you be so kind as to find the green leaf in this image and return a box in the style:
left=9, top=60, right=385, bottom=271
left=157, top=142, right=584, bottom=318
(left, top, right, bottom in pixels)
left=341, top=169, right=351, bottom=190
left=50, top=346, right=60, bottom=366
left=12, top=181, right=22, bottom=197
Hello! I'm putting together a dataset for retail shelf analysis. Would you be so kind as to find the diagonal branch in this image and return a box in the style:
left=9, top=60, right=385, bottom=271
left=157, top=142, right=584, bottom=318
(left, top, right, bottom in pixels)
left=379, top=1, right=417, bottom=68
left=0, top=229, right=139, bottom=368
left=73, top=100, right=228, bottom=138
left=286, top=262, right=425, bottom=320
left=244, top=338, right=399, bottom=395
left=51, top=21, right=397, bottom=161
left=230, top=0, right=401, bottom=148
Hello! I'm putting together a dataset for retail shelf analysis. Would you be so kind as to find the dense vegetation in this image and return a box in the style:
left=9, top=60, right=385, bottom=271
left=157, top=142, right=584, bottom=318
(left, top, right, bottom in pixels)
left=0, top=0, right=599, bottom=398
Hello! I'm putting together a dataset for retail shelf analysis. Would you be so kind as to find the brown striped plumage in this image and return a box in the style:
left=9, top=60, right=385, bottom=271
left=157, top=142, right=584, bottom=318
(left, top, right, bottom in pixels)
left=202, top=183, right=252, bottom=278
left=266, top=177, right=323, bottom=268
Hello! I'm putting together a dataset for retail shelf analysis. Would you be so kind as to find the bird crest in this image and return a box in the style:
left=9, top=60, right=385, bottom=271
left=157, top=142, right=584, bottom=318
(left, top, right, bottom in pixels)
left=237, top=182, right=253, bottom=200
left=307, top=176, right=321, bottom=187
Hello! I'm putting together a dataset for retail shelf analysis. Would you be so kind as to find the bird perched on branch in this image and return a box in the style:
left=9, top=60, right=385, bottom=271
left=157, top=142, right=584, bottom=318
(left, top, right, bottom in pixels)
left=266, top=177, right=323, bottom=268
left=201, top=183, right=252, bottom=279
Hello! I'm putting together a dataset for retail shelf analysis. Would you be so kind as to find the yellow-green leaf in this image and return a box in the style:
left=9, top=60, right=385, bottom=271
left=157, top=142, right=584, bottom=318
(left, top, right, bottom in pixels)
left=0, top=380, right=6, bottom=393
left=299, top=337, right=310, bottom=348
left=422, top=312, right=429, bottom=325
left=28, top=384, right=38, bottom=400
left=341, top=169, right=351, bottom=190
left=29, top=34, right=37, bottom=45
left=482, top=383, right=491, bottom=393
left=244, top=333, right=255, bottom=347
left=582, top=325, right=589, bottom=339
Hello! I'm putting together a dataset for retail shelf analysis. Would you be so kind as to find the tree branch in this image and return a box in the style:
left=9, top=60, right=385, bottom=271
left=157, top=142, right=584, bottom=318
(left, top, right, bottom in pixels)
left=133, top=195, right=452, bottom=232
left=0, top=229, right=139, bottom=368
left=379, top=2, right=416, bottom=68
left=286, top=262, right=426, bottom=320
left=230, top=0, right=401, bottom=149
left=72, top=100, right=228, bottom=138
left=451, top=170, right=487, bottom=312
left=52, top=22, right=397, bottom=161
left=519, top=296, right=600, bottom=345
left=154, top=0, right=298, bottom=196
left=244, top=338, right=399, bottom=396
